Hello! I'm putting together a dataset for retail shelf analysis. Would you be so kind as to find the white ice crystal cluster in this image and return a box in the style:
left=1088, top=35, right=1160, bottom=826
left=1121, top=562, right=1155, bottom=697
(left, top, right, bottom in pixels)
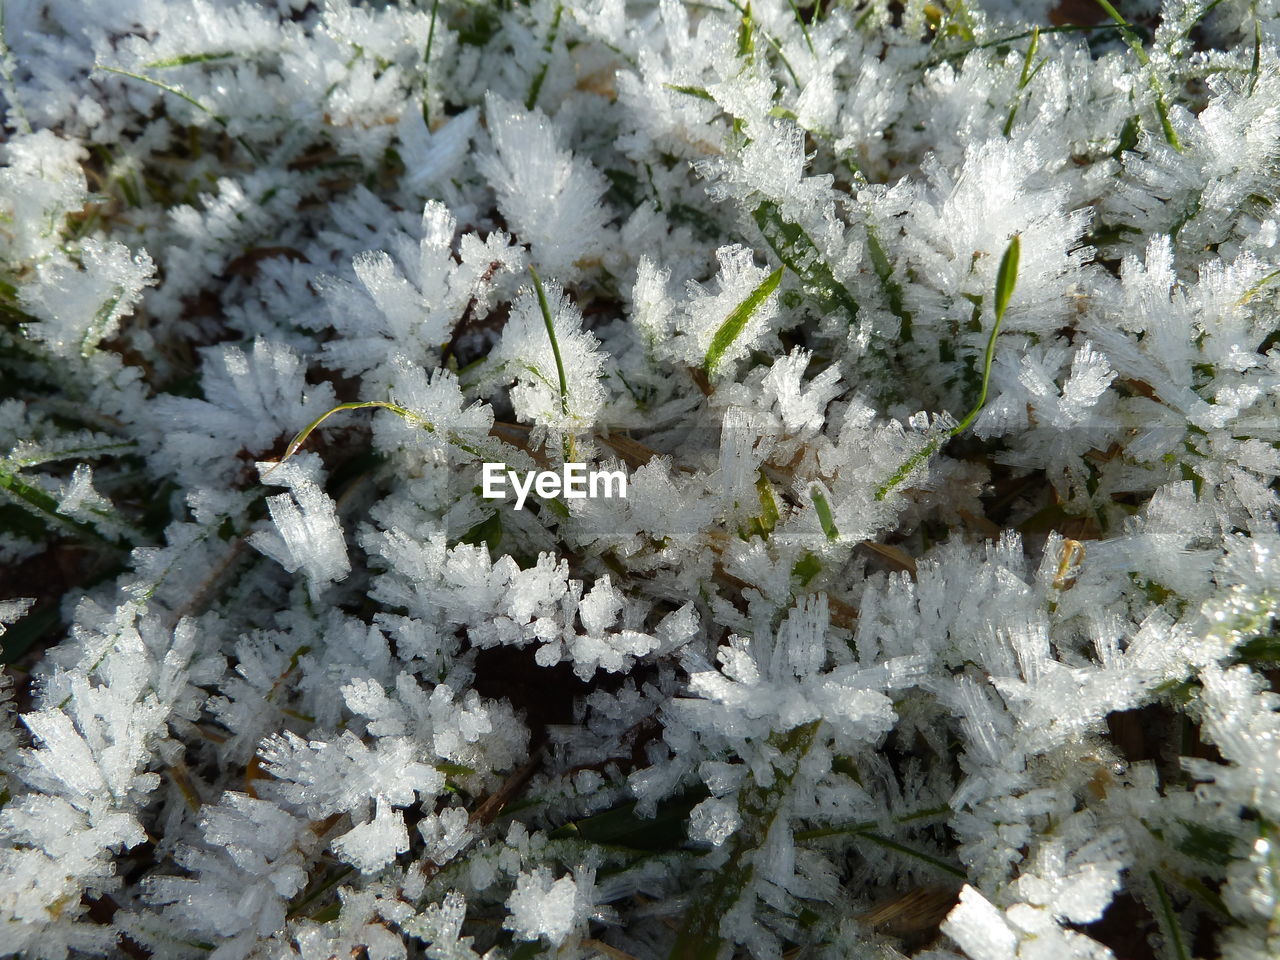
left=2, top=0, right=1280, bottom=957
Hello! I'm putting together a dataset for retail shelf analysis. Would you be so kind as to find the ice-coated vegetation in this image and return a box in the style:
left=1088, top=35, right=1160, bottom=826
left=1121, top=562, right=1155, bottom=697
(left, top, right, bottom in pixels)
left=2, top=0, right=1279, bottom=957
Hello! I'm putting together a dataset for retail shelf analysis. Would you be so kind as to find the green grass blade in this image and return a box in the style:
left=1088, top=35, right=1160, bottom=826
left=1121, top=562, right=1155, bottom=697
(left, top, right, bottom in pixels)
left=664, top=83, right=716, bottom=102
left=703, top=265, right=783, bottom=377
left=421, top=0, right=442, bottom=125
left=811, top=485, right=838, bottom=541
left=1018, top=26, right=1041, bottom=86
left=952, top=234, right=1019, bottom=435
left=1092, top=0, right=1149, bottom=64
left=794, top=803, right=951, bottom=841
left=786, top=0, right=815, bottom=54
left=925, top=22, right=1121, bottom=67
left=1250, top=18, right=1261, bottom=96
left=753, top=200, right=858, bottom=325
left=0, top=604, right=61, bottom=665
left=792, top=552, right=822, bottom=585
left=528, top=266, right=570, bottom=419
left=144, top=52, right=236, bottom=68
left=1003, top=27, right=1042, bottom=137
left=95, top=65, right=264, bottom=162
left=992, top=233, right=1020, bottom=325
left=276, top=401, right=412, bottom=467
left=1150, top=76, right=1182, bottom=152
left=269, top=398, right=484, bottom=476
left=0, top=464, right=124, bottom=545
left=1091, top=0, right=1182, bottom=151
left=524, top=3, right=563, bottom=110
left=864, top=218, right=912, bottom=341
left=1235, top=267, right=1280, bottom=305
left=737, top=1, right=755, bottom=59
left=528, top=265, right=578, bottom=460
left=859, top=832, right=966, bottom=879
left=876, top=236, right=1020, bottom=501
left=1182, top=0, right=1225, bottom=38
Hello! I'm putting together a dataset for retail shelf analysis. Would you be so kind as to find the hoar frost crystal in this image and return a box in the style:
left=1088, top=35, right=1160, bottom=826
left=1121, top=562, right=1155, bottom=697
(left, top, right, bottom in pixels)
left=1, top=0, right=1280, bottom=958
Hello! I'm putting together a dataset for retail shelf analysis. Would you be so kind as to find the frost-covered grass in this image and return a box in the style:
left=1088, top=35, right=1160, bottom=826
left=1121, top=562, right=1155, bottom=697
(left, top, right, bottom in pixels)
left=2, top=0, right=1280, bottom=958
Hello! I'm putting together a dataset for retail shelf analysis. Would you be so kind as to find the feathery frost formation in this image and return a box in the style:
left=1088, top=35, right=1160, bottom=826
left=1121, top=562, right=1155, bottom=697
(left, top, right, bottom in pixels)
left=1, top=0, right=1279, bottom=957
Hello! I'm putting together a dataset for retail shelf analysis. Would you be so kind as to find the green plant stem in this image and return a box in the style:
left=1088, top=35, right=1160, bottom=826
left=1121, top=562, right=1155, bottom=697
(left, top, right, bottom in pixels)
left=1091, top=0, right=1182, bottom=151
left=528, top=266, right=578, bottom=461
left=795, top=804, right=952, bottom=841
left=876, top=235, right=1019, bottom=501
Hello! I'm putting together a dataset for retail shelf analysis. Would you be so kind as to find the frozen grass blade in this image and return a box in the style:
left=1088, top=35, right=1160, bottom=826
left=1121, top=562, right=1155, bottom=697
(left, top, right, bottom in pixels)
left=740, top=471, right=780, bottom=540
left=664, top=83, right=716, bottom=102
left=753, top=201, right=858, bottom=325
left=524, top=3, right=562, bottom=110
left=1235, top=268, right=1280, bottom=305
left=668, top=720, right=821, bottom=960
left=421, top=0, right=442, bottom=125
left=95, top=64, right=264, bottom=161
left=876, top=235, right=1019, bottom=500
left=528, top=265, right=579, bottom=461
left=736, top=1, right=755, bottom=59
left=0, top=464, right=125, bottom=546
left=864, top=218, right=911, bottom=340
left=268, top=399, right=483, bottom=476
left=786, top=0, right=815, bottom=55
left=528, top=266, right=570, bottom=421
left=1091, top=0, right=1182, bottom=151
left=144, top=52, right=236, bottom=68
left=9, top=440, right=135, bottom=468
left=1250, top=18, right=1262, bottom=96
left=860, top=833, right=966, bottom=879
left=704, top=265, right=783, bottom=377
left=719, top=0, right=800, bottom=85
left=96, top=65, right=219, bottom=121
left=873, top=432, right=946, bottom=502
left=0, top=4, right=31, bottom=134
left=1003, top=27, right=1045, bottom=137
left=795, top=804, right=951, bottom=841
left=1181, top=0, right=1225, bottom=37
left=79, top=289, right=123, bottom=358
left=1149, top=871, right=1191, bottom=960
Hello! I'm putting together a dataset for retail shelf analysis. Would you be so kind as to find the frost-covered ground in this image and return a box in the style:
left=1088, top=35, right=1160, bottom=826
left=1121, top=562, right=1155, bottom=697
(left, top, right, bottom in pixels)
left=2, top=0, right=1280, bottom=957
